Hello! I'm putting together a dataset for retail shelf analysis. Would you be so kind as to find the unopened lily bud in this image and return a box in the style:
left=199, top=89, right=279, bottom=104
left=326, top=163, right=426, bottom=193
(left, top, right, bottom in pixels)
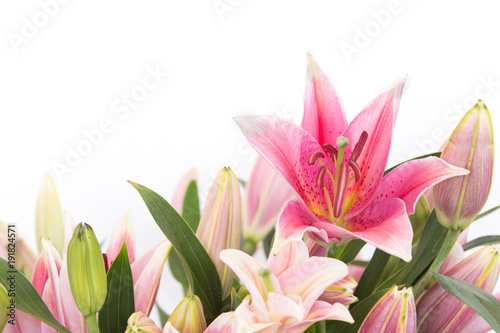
left=243, top=156, right=295, bottom=244
left=36, top=174, right=64, bottom=254
left=359, top=285, right=416, bottom=333
left=409, top=195, right=431, bottom=245
left=196, top=167, right=241, bottom=297
left=319, top=274, right=358, bottom=306
left=67, top=223, right=107, bottom=317
left=167, top=295, right=206, bottom=333
left=434, top=100, right=494, bottom=230
left=126, top=312, right=162, bottom=333
left=417, top=245, right=499, bottom=332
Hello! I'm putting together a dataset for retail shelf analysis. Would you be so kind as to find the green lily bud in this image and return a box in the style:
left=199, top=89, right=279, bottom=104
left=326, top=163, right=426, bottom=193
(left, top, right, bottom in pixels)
left=67, top=223, right=107, bottom=320
left=168, top=295, right=207, bottom=333
left=125, top=312, right=163, bottom=333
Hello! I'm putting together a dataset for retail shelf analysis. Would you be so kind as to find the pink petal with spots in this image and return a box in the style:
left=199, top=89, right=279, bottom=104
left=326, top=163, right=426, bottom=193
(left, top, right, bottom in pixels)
left=301, top=54, right=347, bottom=145
left=372, top=156, right=469, bottom=214
left=235, top=115, right=336, bottom=220
left=343, top=76, right=407, bottom=218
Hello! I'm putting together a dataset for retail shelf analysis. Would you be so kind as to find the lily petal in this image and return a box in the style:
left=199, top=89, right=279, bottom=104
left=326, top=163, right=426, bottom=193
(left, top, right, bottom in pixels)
left=106, top=211, right=136, bottom=266
left=132, top=240, right=172, bottom=316
left=244, top=156, right=295, bottom=242
left=204, top=312, right=238, bottom=333
left=267, top=240, right=310, bottom=278
left=278, top=256, right=348, bottom=314
left=59, top=262, right=86, bottom=333
left=302, top=53, right=347, bottom=144
left=285, top=302, right=354, bottom=333
left=343, top=76, right=407, bottom=218
left=372, top=156, right=469, bottom=214
left=344, top=198, right=413, bottom=262
left=235, top=115, right=335, bottom=220
left=219, top=249, right=282, bottom=322
left=41, top=240, right=64, bottom=326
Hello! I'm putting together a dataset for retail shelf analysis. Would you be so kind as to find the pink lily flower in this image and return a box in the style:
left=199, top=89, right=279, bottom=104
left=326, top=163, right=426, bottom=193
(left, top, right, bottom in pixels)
left=416, top=245, right=500, bottom=332
left=244, top=156, right=295, bottom=244
left=358, top=285, right=417, bottom=333
left=235, top=54, right=469, bottom=261
left=205, top=240, right=353, bottom=332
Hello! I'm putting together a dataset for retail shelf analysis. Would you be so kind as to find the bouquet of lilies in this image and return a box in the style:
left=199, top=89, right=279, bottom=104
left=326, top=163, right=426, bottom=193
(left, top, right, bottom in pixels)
left=1, top=54, right=499, bottom=333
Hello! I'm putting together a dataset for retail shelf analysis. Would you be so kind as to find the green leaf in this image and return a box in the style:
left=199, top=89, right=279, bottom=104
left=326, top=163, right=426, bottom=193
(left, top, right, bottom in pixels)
left=327, top=288, right=389, bottom=333
left=475, top=205, right=500, bottom=221
left=99, top=241, right=135, bottom=333
left=168, top=180, right=201, bottom=293
left=182, top=180, right=201, bottom=231
left=129, top=181, right=222, bottom=324
left=334, top=240, right=366, bottom=263
left=384, top=152, right=441, bottom=176
left=462, top=236, right=500, bottom=251
left=377, top=210, right=448, bottom=291
left=435, top=274, right=500, bottom=332
left=156, top=303, right=170, bottom=328
left=263, top=228, right=275, bottom=258
left=0, top=258, right=71, bottom=333
left=354, top=249, right=391, bottom=302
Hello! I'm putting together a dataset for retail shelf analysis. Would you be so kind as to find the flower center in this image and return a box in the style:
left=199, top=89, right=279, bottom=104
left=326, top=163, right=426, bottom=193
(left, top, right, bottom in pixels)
left=308, top=131, right=368, bottom=225
left=259, top=268, right=274, bottom=293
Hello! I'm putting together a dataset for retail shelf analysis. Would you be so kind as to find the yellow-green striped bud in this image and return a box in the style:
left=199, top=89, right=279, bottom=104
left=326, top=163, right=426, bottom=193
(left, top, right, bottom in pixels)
left=168, top=295, right=206, bottom=333
left=125, top=312, right=163, bottom=333
left=67, top=223, right=107, bottom=317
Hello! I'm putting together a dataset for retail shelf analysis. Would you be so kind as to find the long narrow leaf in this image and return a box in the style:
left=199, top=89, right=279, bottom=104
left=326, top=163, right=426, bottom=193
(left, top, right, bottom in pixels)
left=0, top=258, right=71, bottom=333
left=435, top=274, right=500, bottom=332
left=354, top=249, right=390, bottom=302
left=462, top=236, right=500, bottom=251
left=168, top=180, right=201, bottom=293
left=99, top=241, right=135, bottom=333
left=129, top=181, right=222, bottom=324
left=475, top=205, right=500, bottom=221
left=334, top=240, right=366, bottom=263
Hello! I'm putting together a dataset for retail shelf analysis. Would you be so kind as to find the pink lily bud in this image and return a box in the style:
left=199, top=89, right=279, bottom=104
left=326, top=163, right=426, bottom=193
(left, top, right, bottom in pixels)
left=36, top=174, right=64, bottom=254
left=359, top=285, right=417, bottom=333
left=243, top=156, right=295, bottom=243
left=196, top=167, right=242, bottom=297
left=106, top=211, right=136, bottom=267
left=318, top=274, right=358, bottom=306
left=167, top=295, right=207, bottom=333
left=434, top=100, right=494, bottom=230
left=125, top=312, right=163, bottom=333
left=132, top=239, right=172, bottom=316
left=416, top=245, right=499, bottom=332
left=171, top=168, right=198, bottom=213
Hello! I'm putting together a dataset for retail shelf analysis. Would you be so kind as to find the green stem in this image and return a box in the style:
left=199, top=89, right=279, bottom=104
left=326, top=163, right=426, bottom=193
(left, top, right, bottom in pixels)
left=413, top=228, right=461, bottom=298
left=84, top=314, right=100, bottom=333
left=318, top=321, right=326, bottom=333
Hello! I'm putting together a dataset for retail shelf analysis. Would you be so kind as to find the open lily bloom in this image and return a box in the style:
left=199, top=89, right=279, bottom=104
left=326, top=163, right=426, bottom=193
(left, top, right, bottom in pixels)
left=235, top=54, right=469, bottom=261
left=205, top=240, right=353, bottom=332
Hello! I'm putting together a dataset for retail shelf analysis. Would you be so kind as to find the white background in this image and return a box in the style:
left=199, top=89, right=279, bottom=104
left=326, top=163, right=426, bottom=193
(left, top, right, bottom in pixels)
left=1, top=0, right=500, bottom=320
